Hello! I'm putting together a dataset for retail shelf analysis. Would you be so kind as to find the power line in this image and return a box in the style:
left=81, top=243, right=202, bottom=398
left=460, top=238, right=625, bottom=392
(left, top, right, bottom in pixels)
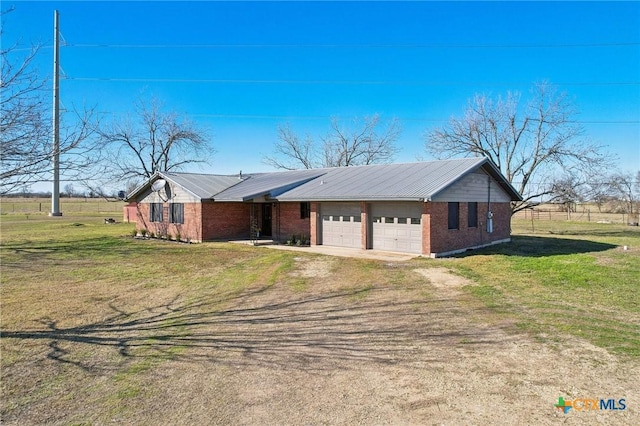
left=19, top=40, right=640, bottom=52
left=88, top=111, right=637, bottom=124
left=64, top=76, right=640, bottom=87
left=63, top=41, right=640, bottom=49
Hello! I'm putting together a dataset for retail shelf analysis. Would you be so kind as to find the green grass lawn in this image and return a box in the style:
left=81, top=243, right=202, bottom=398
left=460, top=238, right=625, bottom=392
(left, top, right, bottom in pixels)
left=2, top=214, right=637, bottom=360
left=448, top=219, right=640, bottom=357
left=1, top=214, right=638, bottom=423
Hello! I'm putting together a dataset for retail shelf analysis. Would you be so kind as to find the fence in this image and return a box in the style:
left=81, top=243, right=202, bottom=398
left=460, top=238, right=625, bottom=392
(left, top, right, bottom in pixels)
left=0, top=198, right=125, bottom=214
left=513, top=207, right=639, bottom=225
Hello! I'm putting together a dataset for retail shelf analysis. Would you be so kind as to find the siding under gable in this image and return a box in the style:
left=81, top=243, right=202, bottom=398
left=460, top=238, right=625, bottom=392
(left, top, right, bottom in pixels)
left=137, top=185, right=200, bottom=204
left=431, top=171, right=511, bottom=203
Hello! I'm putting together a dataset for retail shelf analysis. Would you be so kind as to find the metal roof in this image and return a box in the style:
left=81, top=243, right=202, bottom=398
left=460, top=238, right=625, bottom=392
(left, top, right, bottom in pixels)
left=161, top=172, right=243, bottom=199
left=127, top=157, right=521, bottom=203
left=276, top=158, right=522, bottom=202
left=213, top=169, right=327, bottom=201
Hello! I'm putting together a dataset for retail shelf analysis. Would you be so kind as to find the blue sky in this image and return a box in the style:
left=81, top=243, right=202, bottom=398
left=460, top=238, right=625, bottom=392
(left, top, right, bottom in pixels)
left=4, top=1, right=640, bottom=187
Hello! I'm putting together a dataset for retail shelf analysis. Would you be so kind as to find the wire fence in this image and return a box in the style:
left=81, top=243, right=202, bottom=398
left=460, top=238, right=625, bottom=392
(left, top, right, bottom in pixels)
left=513, top=207, right=639, bottom=225
left=0, top=198, right=125, bottom=214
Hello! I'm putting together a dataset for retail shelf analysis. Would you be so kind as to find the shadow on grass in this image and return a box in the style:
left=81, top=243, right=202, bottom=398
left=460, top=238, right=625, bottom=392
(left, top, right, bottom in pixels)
left=1, top=236, right=173, bottom=266
left=454, top=235, right=617, bottom=258
left=545, top=228, right=640, bottom=239
left=1, top=286, right=507, bottom=373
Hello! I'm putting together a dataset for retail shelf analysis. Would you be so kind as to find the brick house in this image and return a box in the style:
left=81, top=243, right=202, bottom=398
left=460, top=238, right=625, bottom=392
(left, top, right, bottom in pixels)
left=127, top=157, right=521, bottom=257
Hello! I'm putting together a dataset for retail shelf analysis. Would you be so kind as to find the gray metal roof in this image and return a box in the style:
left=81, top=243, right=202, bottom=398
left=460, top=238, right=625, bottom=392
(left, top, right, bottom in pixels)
left=276, top=158, right=521, bottom=202
left=161, top=172, right=243, bottom=199
left=128, top=157, right=521, bottom=203
left=213, top=169, right=327, bottom=201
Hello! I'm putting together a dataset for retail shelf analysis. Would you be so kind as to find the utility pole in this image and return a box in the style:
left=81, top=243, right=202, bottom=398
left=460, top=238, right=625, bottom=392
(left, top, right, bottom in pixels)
left=50, top=10, right=62, bottom=216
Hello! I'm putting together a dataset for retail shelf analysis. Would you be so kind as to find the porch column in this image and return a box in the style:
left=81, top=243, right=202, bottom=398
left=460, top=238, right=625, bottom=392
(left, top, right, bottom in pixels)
left=361, top=201, right=369, bottom=250
left=310, top=202, right=319, bottom=246
left=422, top=202, right=431, bottom=255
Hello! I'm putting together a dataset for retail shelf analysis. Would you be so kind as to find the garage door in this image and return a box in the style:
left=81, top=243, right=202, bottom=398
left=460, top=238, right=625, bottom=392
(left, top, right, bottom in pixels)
left=371, top=203, right=423, bottom=254
left=321, top=203, right=362, bottom=248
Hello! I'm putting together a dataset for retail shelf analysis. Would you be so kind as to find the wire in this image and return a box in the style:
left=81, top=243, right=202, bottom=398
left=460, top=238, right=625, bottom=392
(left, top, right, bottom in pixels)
left=63, top=42, right=640, bottom=49
left=64, top=77, right=640, bottom=87
left=86, top=111, right=636, bottom=124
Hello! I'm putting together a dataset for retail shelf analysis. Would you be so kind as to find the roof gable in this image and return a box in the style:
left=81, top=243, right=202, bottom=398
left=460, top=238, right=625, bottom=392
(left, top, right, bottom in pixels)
left=213, top=169, right=327, bottom=201
left=276, top=158, right=521, bottom=202
left=127, top=172, right=242, bottom=201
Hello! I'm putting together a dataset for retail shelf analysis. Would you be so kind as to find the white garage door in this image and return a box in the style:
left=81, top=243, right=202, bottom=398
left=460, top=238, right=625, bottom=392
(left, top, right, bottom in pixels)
left=321, top=203, right=362, bottom=248
left=371, top=203, right=423, bottom=254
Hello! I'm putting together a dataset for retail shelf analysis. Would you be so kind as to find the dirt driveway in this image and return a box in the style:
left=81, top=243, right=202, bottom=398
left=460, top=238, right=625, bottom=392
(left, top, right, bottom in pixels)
left=4, top=261, right=637, bottom=425
left=119, top=266, right=637, bottom=424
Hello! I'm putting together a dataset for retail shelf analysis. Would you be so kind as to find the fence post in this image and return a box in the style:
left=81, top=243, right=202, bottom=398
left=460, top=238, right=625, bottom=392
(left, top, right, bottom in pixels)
left=587, top=209, right=590, bottom=222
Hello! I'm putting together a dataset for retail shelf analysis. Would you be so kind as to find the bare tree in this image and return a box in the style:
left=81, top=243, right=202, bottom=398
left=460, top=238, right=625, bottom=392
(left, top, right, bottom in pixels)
left=94, top=98, right=213, bottom=188
left=63, top=183, right=75, bottom=197
left=263, top=123, right=316, bottom=170
left=1, top=11, right=98, bottom=195
left=584, top=178, right=613, bottom=213
left=551, top=174, right=584, bottom=212
left=264, top=114, right=401, bottom=170
left=607, top=171, right=639, bottom=216
left=425, top=81, right=612, bottom=214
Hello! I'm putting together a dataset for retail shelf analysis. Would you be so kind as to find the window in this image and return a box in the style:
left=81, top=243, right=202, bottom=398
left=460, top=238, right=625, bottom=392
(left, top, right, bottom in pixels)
left=398, top=217, right=409, bottom=225
left=150, top=203, right=163, bottom=223
left=384, top=217, right=394, bottom=224
left=323, top=215, right=330, bottom=221
left=373, top=217, right=382, bottom=223
left=170, top=203, right=184, bottom=224
left=300, top=202, right=311, bottom=219
left=410, top=217, right=421, bottom=225
left=353, top=215, right=361, bottom=223
left=468, top=202, right=478, bottom=228
left=448, top=202, right=459, bottom=230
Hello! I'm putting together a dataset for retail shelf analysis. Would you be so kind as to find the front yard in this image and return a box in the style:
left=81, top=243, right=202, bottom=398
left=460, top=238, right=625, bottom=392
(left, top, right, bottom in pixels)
left=1, top=215, right=638, bottom=424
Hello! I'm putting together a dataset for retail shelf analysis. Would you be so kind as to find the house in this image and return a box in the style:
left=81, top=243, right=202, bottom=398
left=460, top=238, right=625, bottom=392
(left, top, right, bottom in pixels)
left=126, top=157, right=522, bottom=257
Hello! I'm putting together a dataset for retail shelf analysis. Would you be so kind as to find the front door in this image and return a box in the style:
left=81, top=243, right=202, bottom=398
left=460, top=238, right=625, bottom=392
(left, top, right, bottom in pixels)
left=261, top=204, right=272, bottom=237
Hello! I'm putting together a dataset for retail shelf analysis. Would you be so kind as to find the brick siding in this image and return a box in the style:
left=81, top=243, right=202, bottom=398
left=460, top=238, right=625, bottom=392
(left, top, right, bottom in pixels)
left=135, top=199, right=513, bottom=255
left=276, top=202, right=311, bottom=243
left=427, top=201, right=511, bottom=255
left=123, top=202, right=137, bottom=223
left=310, top=202, right=319, bottom=245
left=136, top=202, right=203, bottom=242
left=201, top=202, right=251, bottom=240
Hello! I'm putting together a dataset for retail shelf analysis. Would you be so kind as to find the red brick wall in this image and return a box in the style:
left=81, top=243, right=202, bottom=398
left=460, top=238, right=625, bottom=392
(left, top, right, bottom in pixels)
left=361, top=201, right=369, bottom=250
left=421, top=202, right=432, bottom=255
left=427, top=201, right=511, bottom=255
left=201, top=201, right=251, bottom=240
left=136, top=202, right=203, bottom=242
left=123, top=203, right=137, bottom=223
left=310, top=202, right=319, bottom=245
left=277, top=202, right=310, bottom=242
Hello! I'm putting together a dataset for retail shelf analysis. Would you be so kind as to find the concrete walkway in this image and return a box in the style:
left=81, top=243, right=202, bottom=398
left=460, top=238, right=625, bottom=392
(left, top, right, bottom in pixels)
left=230, top=240, right=418, bottom=262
